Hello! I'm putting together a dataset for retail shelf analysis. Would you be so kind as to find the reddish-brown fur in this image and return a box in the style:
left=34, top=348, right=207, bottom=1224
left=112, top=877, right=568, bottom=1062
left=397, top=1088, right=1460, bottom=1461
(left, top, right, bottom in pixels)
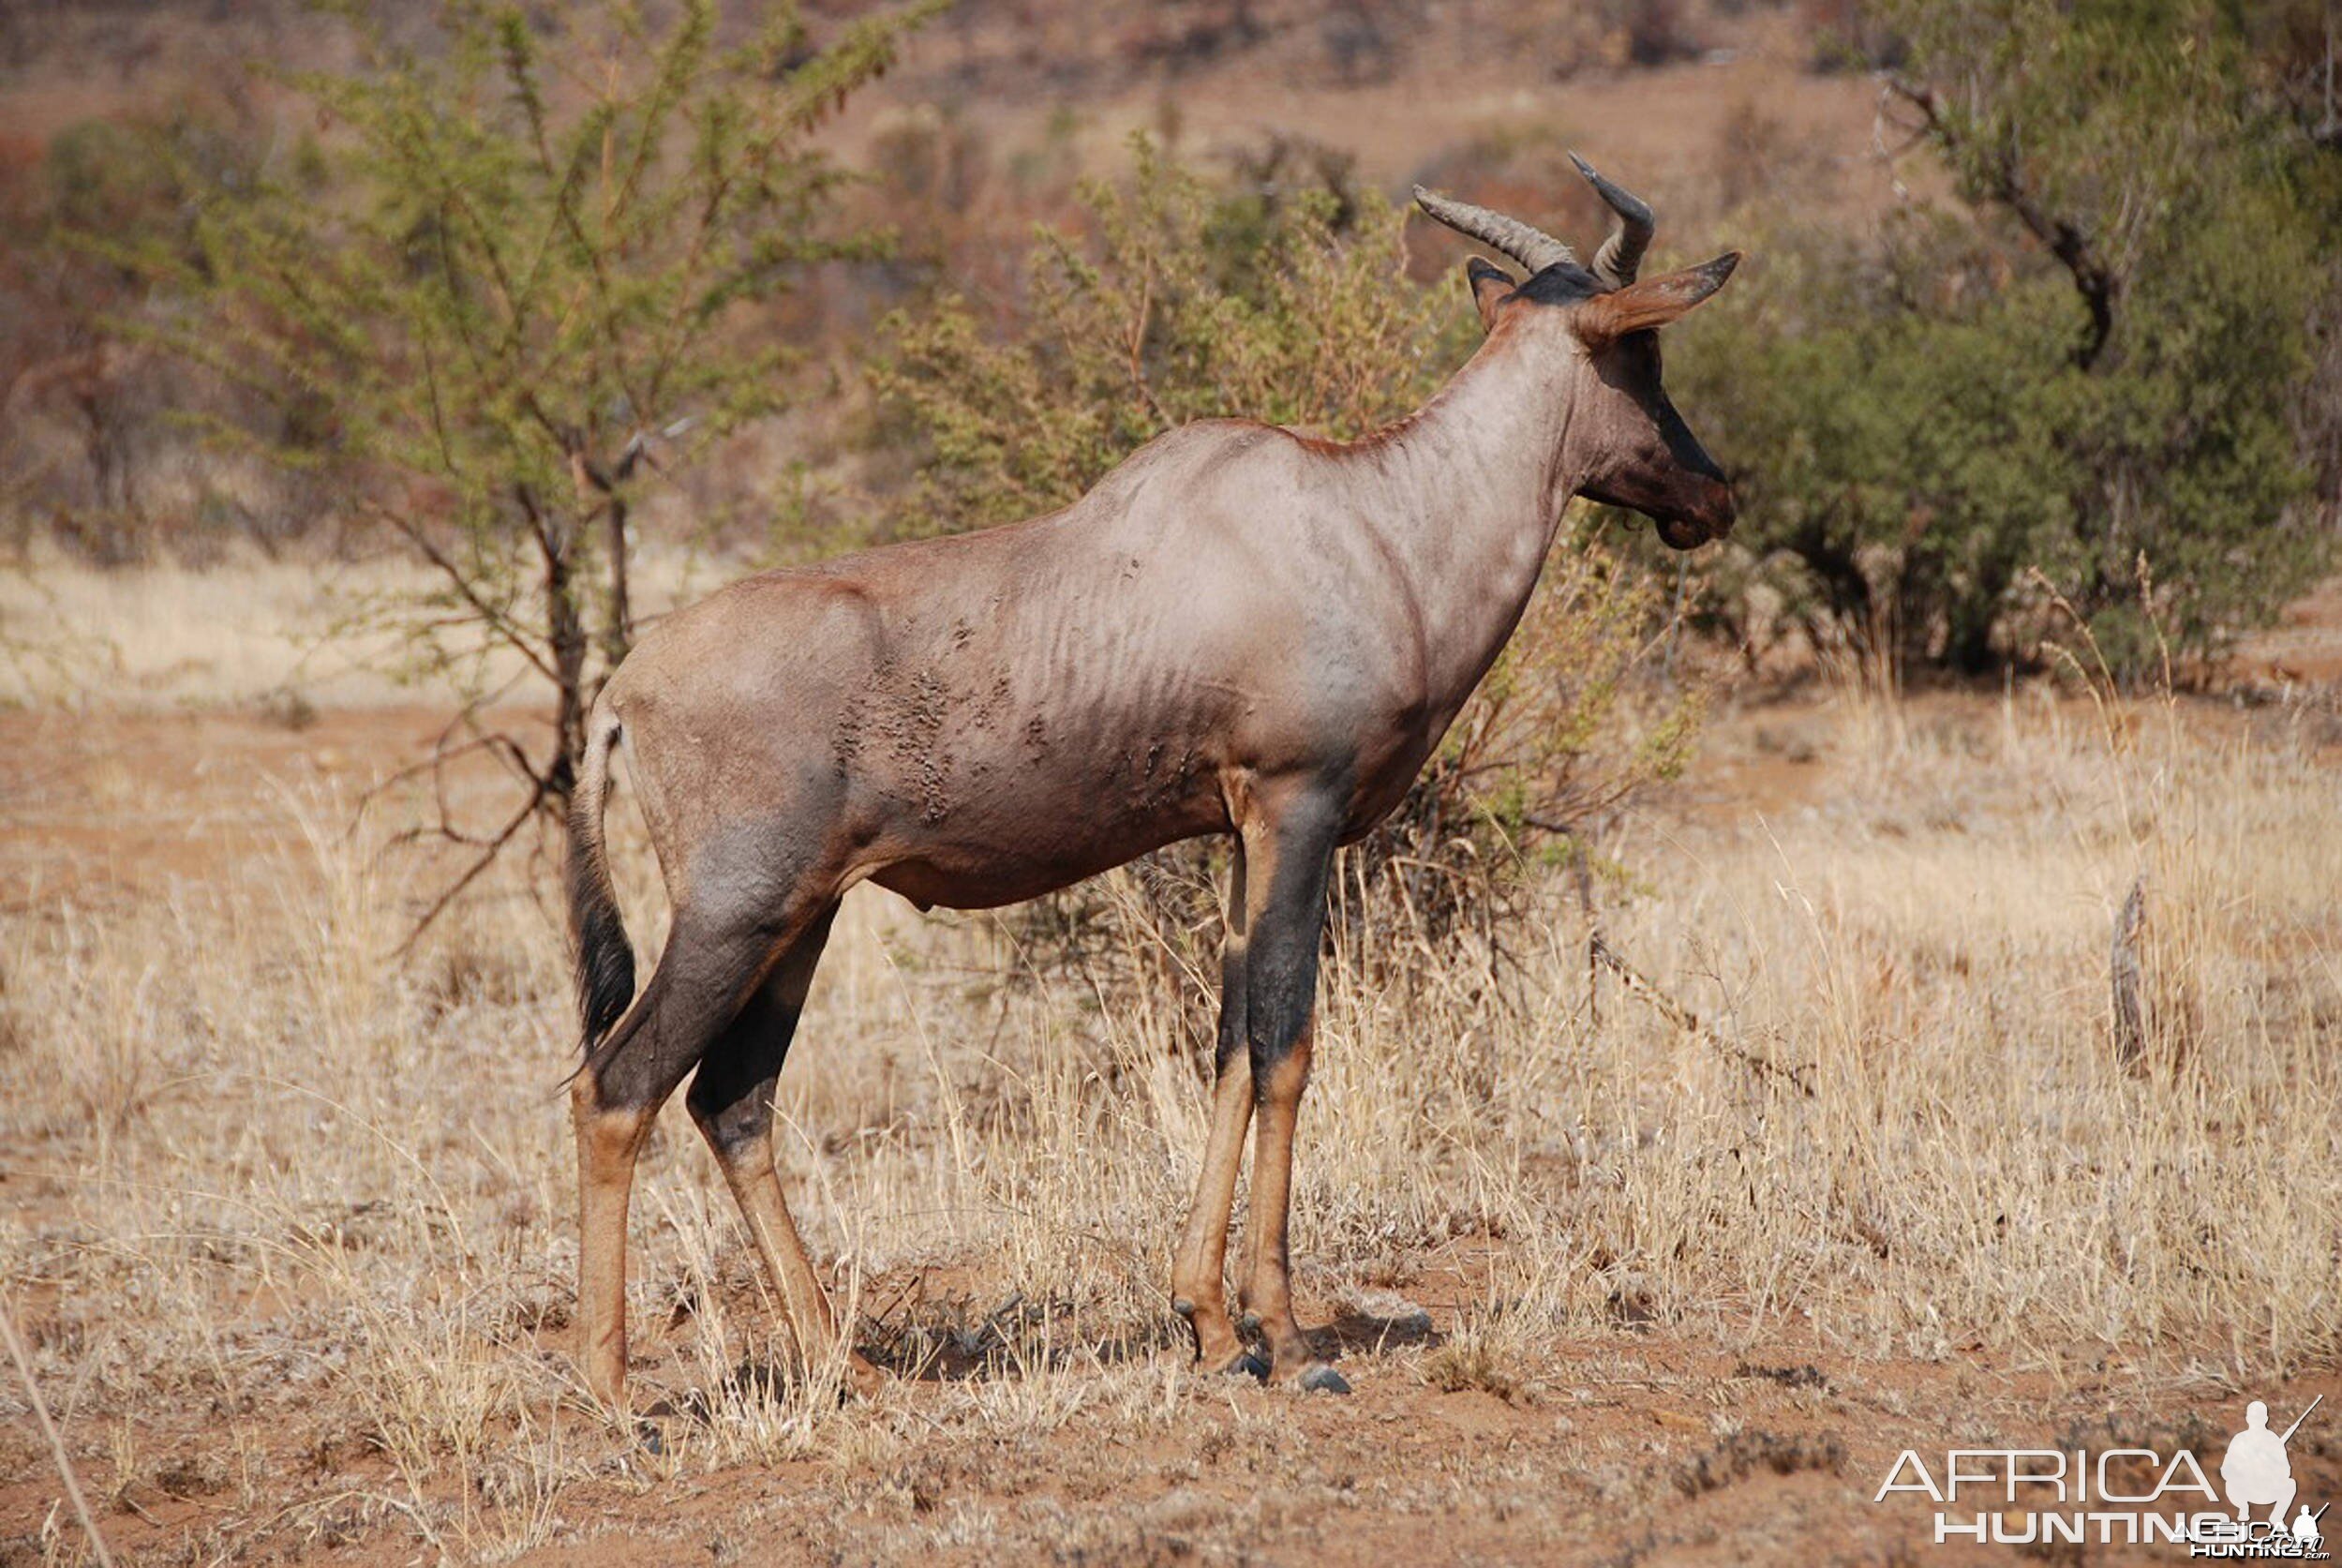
left=563, top=178, right=1741, bottom=1412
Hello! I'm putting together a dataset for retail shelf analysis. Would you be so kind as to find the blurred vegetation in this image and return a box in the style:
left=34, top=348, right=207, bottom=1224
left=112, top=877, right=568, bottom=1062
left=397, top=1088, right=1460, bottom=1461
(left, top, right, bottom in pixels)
left=92, top=0, right=936, bottom=923
left=871, top=137, right=1459, bottom=527
left=5, top=0, right=2331, bottom=693
left=1678, top=0, right=2342, bottom=677
left=0, top=88, right=279, bottom=563
left=873, top=140, right=1704, bottom=1014
left=0, top=0, right=2333, bottom=975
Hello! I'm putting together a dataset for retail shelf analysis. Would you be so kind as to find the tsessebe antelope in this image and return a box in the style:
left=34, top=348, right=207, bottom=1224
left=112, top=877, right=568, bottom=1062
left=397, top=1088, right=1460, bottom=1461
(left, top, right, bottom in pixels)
left=566, top=159, right=1740, bottom=1408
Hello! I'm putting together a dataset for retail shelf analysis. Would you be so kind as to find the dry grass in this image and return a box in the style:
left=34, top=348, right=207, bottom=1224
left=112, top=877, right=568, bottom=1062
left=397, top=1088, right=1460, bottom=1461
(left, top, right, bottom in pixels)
left=0, top=545, right=728, bottom=713
left=2, top=562, right=2338, bottom=1563
left=0, top=549, right=410, bottom=711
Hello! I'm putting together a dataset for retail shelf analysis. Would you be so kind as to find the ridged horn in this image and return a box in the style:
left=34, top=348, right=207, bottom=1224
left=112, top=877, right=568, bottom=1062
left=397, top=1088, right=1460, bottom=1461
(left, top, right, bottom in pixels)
left=1411, top=185, right=1575, bottom=274
left=1570, top=151, right=1655, bottom=288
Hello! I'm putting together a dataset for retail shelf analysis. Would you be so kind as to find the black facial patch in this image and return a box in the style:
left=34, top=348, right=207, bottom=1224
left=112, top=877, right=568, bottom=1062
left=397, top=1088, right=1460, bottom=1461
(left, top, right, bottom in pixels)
left=1512, top=261, right=1605, bottom=306
left=1592, top=330, right=1663, bottom=387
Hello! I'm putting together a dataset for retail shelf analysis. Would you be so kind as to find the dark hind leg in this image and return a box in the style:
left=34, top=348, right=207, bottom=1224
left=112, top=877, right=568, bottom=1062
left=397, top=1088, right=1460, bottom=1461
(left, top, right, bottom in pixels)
left=572, top=904, right=823, bottom=1414
left=684, top=903, right=882, bottom=1397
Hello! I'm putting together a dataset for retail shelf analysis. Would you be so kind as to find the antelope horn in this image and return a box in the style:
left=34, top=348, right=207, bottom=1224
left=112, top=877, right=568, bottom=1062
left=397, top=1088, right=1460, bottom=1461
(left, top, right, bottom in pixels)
left=1570, top=152, right=1655, bottom=288
left=1411, top=185, right=1575, bottom=274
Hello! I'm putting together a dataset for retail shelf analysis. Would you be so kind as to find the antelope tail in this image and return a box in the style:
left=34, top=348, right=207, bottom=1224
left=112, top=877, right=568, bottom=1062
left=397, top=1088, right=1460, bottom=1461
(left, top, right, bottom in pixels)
left=567, top=713, right=635, bottom=1051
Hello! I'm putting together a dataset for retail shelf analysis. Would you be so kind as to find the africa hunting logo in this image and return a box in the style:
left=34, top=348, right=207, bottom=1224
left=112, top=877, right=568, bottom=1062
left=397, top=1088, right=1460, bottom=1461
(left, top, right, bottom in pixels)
left=1875, top=1396, right=2329, bottom=1556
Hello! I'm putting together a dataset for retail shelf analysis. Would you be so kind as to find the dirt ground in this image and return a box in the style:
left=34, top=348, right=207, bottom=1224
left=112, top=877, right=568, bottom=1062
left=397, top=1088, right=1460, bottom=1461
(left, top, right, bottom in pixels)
left=5, top=685, right=2339, bottom=1567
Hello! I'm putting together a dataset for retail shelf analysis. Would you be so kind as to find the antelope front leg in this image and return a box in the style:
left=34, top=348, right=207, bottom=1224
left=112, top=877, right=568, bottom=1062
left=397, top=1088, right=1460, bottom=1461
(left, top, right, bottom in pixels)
left=1171, top=862, right=1258, bottom=1374
left=1231, top=789, right=1346, bottom=1392
left=1239, top=1015, right=1336, bottom=1387
left=1171, top=1048, right=1255, bottom=1371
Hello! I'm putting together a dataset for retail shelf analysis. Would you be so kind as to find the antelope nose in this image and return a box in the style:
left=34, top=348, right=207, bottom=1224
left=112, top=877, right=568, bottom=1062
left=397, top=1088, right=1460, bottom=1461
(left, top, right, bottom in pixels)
left=1707, top=478, right=1738, bottom=540
left=1659, top=478, right=1734, bottom=549
left=1656, top=515, right=1706, bottom=550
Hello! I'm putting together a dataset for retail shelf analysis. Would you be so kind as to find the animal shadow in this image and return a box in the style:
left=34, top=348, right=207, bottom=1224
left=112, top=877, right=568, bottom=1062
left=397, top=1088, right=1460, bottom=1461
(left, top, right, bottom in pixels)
left=1317, top=1307, right=1445, bottom=1359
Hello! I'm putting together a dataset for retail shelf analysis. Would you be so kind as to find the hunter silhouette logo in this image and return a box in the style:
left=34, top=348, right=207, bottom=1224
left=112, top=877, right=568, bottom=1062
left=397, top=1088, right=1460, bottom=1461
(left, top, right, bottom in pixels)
left=2193, top=1396, right=2329, bottom=1559
left=1873, top=1394, right=2328, bottom=1555
left=2220, top=1398, right=2315, bottom=1530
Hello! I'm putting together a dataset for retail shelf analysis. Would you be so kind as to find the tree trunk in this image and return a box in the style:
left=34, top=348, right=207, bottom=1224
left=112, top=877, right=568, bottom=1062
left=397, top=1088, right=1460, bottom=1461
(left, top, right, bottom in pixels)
left=525, top=483, right=589, bottom=805
left=602, top=489, right=633, bottom=672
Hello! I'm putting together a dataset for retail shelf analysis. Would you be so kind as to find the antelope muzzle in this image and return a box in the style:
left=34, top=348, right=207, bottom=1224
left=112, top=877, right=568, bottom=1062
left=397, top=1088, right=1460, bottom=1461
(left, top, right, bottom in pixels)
left=1654, top=469, right=1734, bottom=550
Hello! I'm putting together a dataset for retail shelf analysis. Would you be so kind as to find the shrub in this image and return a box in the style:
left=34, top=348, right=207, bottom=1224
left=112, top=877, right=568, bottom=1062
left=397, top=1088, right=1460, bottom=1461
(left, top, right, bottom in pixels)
left=870, top=135, right=1464, bottom=532
left=1674, top=0, right=2339, bottom=679
left=0, top=93, right=271, bottom=564
left=116, top=0, right=937, bottom=927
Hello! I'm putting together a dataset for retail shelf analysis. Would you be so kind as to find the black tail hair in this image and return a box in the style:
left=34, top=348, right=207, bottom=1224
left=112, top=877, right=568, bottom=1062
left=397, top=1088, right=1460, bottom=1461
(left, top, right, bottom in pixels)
left=568, top=717, right=635, bottom=1051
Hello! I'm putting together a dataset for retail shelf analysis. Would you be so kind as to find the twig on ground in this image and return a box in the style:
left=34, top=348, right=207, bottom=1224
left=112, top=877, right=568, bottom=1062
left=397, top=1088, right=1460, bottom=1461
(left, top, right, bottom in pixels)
left=2111, top=873, right=2148, bottom=1070
left=0, top=1293, right=117, bottom=1568
left=1589, top=933, right=1815, bottom=1098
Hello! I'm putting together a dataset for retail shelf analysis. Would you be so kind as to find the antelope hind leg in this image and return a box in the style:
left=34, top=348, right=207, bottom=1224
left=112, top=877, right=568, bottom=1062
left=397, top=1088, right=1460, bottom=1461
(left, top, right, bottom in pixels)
left=685, top=903, right=883, bottom=1398
left=572, top=910, right=821, bottom=1417
left=574, top=1073, right=658, bottom=1413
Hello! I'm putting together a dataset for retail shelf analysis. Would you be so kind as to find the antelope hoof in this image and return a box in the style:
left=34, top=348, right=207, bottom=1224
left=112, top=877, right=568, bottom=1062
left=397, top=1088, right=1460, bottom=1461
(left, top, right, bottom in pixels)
left=1174, top=1299, right=1255, bottom=1373
left=843, top=1352, right=888, bottom=1402
left=1296, top=1364, right=1352, bottom=1396
left=587, top=1381, right=634, bottom=1427
left=1201, top=1350, right=1271, bottom=1382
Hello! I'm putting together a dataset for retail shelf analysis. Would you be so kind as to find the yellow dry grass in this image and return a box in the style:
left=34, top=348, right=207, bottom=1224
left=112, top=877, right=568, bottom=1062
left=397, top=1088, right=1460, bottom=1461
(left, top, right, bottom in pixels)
left=0, top=545, right=729, bottom=712
left=2, top=560, right=2338, bottom=1563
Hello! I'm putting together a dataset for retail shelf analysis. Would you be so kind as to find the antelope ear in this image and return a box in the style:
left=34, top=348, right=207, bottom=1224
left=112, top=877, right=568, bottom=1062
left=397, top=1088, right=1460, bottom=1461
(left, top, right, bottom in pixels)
left=1574, top=251, right=1741, bottom=347
left=1466, top=257, right=1516, bottom=333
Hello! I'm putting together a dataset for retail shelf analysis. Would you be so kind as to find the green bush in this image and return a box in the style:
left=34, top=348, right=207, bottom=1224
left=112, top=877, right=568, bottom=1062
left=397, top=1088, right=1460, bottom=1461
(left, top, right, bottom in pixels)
left=107, top=0, right=935, bottom=929
left=870, top=135, right=1466, bottom=530
left=1673, top=0, right=2338, bottom=678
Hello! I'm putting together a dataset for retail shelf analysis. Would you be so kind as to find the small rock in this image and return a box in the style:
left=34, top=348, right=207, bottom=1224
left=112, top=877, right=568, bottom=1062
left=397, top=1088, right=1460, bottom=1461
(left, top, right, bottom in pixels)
left=1298, top=1366, right=1352, bottom=1395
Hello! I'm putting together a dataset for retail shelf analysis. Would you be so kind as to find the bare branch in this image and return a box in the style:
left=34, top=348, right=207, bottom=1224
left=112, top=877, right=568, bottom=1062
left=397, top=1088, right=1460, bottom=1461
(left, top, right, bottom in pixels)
left=364, top=500, right=560, bottom=685
left=393, top=776, right=556, bottom=955
left=1590, top=933, right=1815, bottom=1098
left=1883, top=72, right=2118, bottom=370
